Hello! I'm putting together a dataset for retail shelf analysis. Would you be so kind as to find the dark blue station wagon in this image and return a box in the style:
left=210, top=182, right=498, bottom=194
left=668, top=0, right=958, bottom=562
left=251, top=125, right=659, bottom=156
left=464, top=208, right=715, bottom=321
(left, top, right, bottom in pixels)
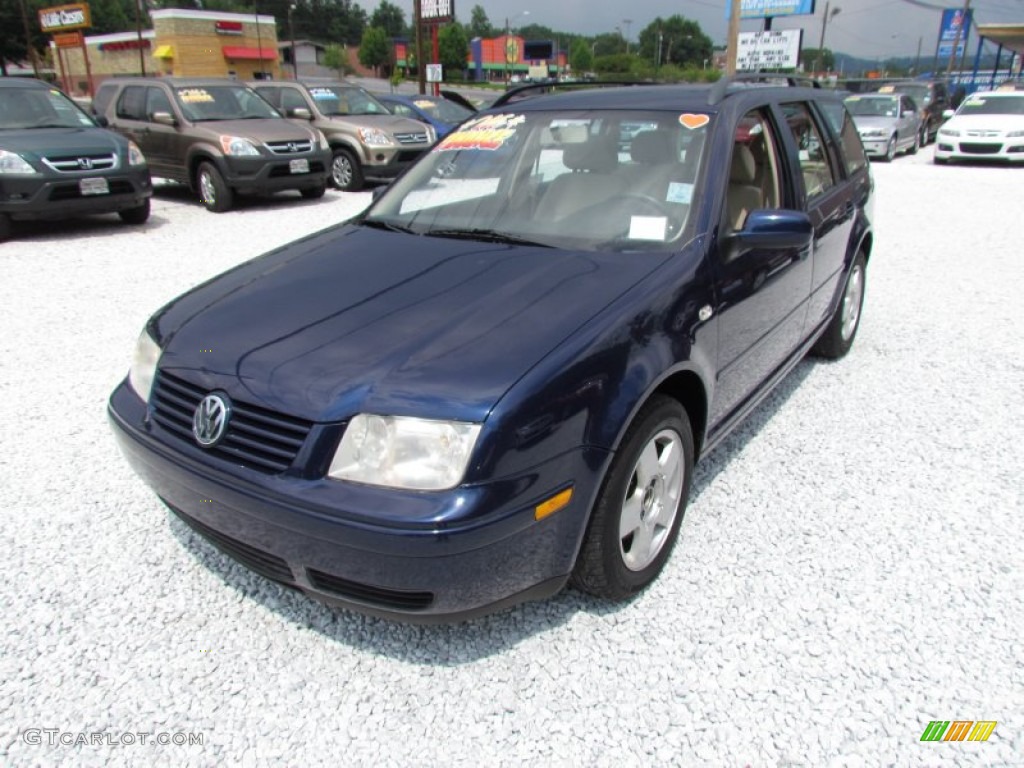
left=108, top=79, right=874, bottom=621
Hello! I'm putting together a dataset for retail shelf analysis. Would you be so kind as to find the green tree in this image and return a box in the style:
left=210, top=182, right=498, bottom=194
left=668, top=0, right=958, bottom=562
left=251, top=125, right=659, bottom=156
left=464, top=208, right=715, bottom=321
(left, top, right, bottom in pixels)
left=323, top=42, right=350, bottom=77
left=591, top=32, right=624, bottom=58
left=370, top=1, right=404, bottom=38
left=358, top=26, right=389, bottom=74
left=467, top=4, right=493, bottom=38
left=437, top=23, right=468, bottom=78
left=569, top=38, right=592, bottom=75
left=638, top=16, right=712, bottom=69
left=800, top=47, right=834, bottom=72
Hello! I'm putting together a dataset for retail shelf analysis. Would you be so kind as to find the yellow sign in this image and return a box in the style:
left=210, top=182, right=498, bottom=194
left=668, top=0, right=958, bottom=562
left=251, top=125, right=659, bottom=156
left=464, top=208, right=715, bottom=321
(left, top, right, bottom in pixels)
left=505, top=38, right=519, bottom=64
left=39, top=3, right=91, bottom=33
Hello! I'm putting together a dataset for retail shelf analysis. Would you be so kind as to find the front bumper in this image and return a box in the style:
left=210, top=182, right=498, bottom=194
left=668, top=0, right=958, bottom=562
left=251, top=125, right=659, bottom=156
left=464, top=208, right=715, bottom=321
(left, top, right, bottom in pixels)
left=934, top=138, right=1024, bottom=163
left=108, top=380, right=605, bottom=622
left=221, top=149, right=331, bottom=195
left=0, top=167, right=151, bottom=220
left=859, top=137, right=891, bottom=156
left=358, top=146, right=429, bottom=182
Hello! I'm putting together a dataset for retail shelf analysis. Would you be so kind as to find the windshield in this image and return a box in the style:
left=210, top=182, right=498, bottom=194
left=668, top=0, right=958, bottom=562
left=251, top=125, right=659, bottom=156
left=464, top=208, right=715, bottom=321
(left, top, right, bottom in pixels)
left=844, top=96, right=900, bottom=118
left=956, top=94, right=1024, bottom=116
left=308, top=86, right=388, bottom=116
left=0, top=87, right=96, bottom=130
left=174, top=86, right=280, bottom=121
left=364, top=109, right=709, bottom=252
left=406, top=97, right=473, bottom=123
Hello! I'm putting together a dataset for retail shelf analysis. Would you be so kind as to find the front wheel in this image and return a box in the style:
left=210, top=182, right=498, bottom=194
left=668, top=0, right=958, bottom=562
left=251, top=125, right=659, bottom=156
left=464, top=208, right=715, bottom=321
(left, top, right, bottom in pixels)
left=571, top=395, right=694, bottom=601
left=881, top=136, right=896, bottom=162
left=0, top=213, right=11, bottom=243
left=196, top=161, right=233, bottom=212
left=812, top=252, right=867, bottom=360
left=329, top=149, right=363, bottom=192
left=908, top=129, right=920, bottom=155
left=300, top=184, right=326, bottom=199
left=119, top=199, right=150, bottom=225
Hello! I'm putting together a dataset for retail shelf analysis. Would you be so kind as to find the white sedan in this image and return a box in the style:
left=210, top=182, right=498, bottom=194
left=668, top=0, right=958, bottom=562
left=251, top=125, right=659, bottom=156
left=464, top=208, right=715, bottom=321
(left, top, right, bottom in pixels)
left=934, top=90, right=1024, bottom=164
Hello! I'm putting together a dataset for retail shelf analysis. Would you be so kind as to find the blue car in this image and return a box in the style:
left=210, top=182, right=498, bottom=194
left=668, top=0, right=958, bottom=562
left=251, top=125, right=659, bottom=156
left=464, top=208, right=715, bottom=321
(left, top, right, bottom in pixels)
left=109, top=79, right=874, bottom=622
left=375, top=93, right=475, bottom=138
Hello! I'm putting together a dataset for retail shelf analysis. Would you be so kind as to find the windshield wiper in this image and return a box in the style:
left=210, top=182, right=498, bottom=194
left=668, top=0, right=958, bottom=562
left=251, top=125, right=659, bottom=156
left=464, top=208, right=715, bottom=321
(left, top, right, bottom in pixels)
left=361, top=219, right=417, bottom=235
left=424, top=228, right=554, bottom=248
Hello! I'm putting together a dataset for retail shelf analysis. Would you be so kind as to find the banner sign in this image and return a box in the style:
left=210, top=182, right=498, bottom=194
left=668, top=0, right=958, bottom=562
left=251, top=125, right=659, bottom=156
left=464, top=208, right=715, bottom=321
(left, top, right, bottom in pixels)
left=938, top=8, right=972, bottom=59
left=38, top=3, right=91, bottom=32
left=728, top=0, right=815, bottom=20
left=53, top=31, right=83, bottom=48
left=421, top=0, right=454, bottom=22
left=736, top=29, right=802, bottom=70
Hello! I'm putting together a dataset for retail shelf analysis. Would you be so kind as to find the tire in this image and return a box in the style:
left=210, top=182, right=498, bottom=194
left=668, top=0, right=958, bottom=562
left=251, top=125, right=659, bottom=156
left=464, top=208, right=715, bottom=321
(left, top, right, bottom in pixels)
left=812, top=252, right=867, bottom=360
left=0, top=213, right=11, bottom=243
left=571, top=395, right=694, bottom=601
left=118, top=198, right=150, bottom=225
left=881, top=136, right=896, bottom=162
left=908, top=129, right=920, bottom=155
left=300, top=184, right=326, bottom=199
left=329, top=148, right=363, bottom=192
left=196, top=161, right=233, bottom=213
left=933, top=155, right=949, bottom=165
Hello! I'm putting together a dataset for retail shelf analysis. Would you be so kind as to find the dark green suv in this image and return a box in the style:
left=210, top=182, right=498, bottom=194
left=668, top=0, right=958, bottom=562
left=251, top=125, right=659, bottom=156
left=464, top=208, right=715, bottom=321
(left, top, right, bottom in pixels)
left=1, top=78, right=151, bottom=243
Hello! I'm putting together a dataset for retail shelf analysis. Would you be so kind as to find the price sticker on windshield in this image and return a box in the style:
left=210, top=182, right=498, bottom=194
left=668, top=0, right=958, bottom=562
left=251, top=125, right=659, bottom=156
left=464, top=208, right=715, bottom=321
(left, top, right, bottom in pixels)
left=179, top=89, right=213, bottom=103
left=435, top=114, right=526, bottom=152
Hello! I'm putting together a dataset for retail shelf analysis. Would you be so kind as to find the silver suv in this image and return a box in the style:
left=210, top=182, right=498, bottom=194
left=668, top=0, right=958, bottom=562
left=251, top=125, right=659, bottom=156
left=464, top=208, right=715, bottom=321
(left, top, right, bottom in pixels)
left=251, top=82, right=434, bottom=191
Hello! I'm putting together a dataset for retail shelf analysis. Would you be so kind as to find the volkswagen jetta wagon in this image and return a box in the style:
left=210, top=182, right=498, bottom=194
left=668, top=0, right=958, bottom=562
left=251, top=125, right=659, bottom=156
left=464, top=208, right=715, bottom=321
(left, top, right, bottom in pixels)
left=109, top=78, right=874, bottom=622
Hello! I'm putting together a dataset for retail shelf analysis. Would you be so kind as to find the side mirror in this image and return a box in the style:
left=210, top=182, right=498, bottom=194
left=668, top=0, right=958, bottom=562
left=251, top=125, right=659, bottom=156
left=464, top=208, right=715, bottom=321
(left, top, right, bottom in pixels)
left=94, top=114, right=109, bottom=127
left=726, top=209, right=813, bottom=260
left=151, top=111, right=177, bottom=126
left=289, top=107, right=312, bottom=120
left=942, top=109, right=955, bottom=120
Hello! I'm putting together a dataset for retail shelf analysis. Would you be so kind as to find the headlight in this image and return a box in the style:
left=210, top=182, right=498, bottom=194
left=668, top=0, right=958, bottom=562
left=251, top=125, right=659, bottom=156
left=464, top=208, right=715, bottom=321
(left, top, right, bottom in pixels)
left=0, top=149, right=39, bottom=175
left=1006, top=129, right=1024, bottom=138
left=127, top=140, right=147, bottom=166
left=128, top=329, right=161, bottom=402
left=939, top=128, right=960, bottom=137
left=357, top=127, right=393, bottom=147
left=328, top=414, right=481, bottom=491
left=425, top=125, right=437, bottom=144
left=219, top=135, right=260, bottom=156
left=315, top=129, right=329, bottom=150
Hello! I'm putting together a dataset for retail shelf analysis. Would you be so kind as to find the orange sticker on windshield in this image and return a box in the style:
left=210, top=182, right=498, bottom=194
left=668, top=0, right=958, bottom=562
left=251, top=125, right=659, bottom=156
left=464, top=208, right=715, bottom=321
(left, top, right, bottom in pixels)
left=679, top=113, right=709, bottom=130
left=436, top=114, right=526, bottom=151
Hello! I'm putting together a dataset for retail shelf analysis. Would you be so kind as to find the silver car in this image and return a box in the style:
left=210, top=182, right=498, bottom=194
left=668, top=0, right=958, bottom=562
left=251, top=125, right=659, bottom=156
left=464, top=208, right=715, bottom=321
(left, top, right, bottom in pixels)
left=844, top=93, right=923, bottom=161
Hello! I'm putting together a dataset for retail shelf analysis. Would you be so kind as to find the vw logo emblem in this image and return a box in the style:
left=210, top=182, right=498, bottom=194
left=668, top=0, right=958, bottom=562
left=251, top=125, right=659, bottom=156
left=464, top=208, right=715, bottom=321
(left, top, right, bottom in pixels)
left=192, top=393, right=231, bottom=447
left=78, top=157, right=93, bottom=170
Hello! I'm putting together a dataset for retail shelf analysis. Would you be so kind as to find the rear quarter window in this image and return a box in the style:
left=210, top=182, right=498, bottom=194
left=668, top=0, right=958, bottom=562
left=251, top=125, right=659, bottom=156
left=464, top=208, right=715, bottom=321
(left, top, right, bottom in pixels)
left=92, top=84, right=116, bottom=117
left=817, top=100, right=868, bottom=176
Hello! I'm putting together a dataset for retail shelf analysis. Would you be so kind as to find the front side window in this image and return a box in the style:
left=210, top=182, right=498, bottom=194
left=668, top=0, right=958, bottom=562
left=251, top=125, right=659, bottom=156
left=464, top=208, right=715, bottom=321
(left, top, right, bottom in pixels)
left=818, top=101, right=868, bottom=175
left=781, top=102, right=836, bottom=199
left=116, top=86, right=146, bottom=121
left=726, top=109, right=782, bottom=232
left=145, top=87, right=173, bottom=120
left=174, top=85, right=280, bottom=121
left=364, top=110, right=710, bottom=252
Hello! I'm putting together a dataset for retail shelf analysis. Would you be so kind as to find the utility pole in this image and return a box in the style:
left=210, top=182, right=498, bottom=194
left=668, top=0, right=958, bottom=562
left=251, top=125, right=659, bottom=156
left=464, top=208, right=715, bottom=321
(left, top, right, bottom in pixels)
left=415, top=0, right=425, bottom=94
left=945, top=0, right=970, bottom=78
left=133, top=0, right=146, bottom=76
left=726, top=0, right=741, bottom=75
left=814, top=1, right=840, bottom=78
left=18, top=0, right=40, bottom=78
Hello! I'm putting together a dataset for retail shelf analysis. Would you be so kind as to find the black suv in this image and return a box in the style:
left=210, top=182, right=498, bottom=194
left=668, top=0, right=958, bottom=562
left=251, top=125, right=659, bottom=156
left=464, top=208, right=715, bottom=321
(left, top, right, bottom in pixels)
left=1, top=78, right=151, bottom=243
left=873, top=80, right=950, bottom=143
left=92, top=78, right=331, bottom=212
left=110, top=77, right=875, bottom=621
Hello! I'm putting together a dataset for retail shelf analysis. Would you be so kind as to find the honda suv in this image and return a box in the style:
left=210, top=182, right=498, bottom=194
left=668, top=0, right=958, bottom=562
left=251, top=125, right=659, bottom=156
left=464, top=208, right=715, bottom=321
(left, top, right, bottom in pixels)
left=109, top=77, right=874, bottom=622
left=250, top=81, right=434, bottom=191
left=92, top=78, right=330, bottom=212
left=1, top=78, right=151, bottom=243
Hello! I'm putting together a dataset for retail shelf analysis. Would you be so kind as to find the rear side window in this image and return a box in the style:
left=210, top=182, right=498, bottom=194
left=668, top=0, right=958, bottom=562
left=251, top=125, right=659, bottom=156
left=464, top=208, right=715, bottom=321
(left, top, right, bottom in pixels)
left=116, top=86, right=146, bottom=120
left=781, top=102, right=836, bottom=199
left=818, top=101, right=868, bottom=175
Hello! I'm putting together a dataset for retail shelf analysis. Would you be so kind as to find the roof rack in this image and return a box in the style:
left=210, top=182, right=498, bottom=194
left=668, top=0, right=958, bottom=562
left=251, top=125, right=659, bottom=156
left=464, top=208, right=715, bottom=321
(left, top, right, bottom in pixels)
left=707, top=72, right=820, bottom=105
left=489, top=79, right=666, bottom=109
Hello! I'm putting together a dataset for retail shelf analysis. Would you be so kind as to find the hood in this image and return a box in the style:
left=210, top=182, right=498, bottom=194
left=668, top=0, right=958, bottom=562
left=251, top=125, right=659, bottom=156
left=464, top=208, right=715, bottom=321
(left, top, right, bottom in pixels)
left=852, top=116, right=897, bottom=131
left=153, top=226, right=665, bottom=423
left=0, top=125, right=124, bottom=155
left=945, top=113, right=1024, bottom=133
left=326, top=113, right=429, bottom=136
left=193, top=118, right=315, bottom=142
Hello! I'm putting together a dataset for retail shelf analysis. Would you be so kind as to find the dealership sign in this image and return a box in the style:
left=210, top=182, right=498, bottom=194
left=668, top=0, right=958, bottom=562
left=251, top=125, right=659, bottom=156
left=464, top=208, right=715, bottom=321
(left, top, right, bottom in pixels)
left=421, top=0, right=454, bottom=22
left=736, top=30, right=802, bottom=70
left=38, top=3, right=92, bottom=32
left=938, top=8, right=972, bottom=59
left=727, top=0, right=815, bottom=20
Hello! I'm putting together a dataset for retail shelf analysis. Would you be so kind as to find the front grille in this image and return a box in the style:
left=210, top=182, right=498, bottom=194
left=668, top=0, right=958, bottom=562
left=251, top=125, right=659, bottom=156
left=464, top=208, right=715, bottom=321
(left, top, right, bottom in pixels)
left=169, top=503, right=295, bottom=584
left=307, top=568, right=434, bottom=611
left=41, top=152, right=118, bottom=173
left=965, top=130, right=999, bottom=138
left=393, top=132, right=429, bottom=145
left=960, top=143, right=1002, bottom=155
left=48, top=180, right=134, bottom=200
left=265, top=140, right=313, bottom=155
left=151, top=372, right=313, bottom=473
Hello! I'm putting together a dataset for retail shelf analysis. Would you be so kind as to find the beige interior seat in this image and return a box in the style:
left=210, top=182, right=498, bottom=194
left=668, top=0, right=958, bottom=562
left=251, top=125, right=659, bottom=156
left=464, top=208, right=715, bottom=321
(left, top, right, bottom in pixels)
left=539, top=132, right=619, bottom=221
left=727, top=144, right=763, bottom=231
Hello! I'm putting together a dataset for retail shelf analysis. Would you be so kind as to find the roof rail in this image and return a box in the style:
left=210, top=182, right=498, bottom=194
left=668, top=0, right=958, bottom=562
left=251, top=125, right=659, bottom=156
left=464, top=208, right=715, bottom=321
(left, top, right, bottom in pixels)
left=707, top=72, right=821, bottom=105
left=489, top=79, right=663, bottom=109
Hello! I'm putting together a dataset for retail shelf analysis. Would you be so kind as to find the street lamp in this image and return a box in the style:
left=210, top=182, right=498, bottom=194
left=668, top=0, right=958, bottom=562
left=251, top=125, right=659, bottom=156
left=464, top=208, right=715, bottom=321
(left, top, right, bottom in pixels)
left=504, top=11, right=529, bottom=85
left=621, top=18, right=632, bottom=55
left=288, top=3, right=297, bottom=79
left=814, top=1, right=841, bottom=78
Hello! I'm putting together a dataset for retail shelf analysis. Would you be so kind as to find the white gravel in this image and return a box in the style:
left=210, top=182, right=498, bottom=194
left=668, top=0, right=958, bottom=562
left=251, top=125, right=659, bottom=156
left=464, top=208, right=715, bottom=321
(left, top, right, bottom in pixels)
left=1, top=154, right=1022, bottom=766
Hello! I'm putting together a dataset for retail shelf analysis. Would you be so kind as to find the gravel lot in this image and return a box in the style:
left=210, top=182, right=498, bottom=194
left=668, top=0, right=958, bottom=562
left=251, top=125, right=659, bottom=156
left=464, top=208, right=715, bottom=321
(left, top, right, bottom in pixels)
left=2, top=150, right=1022, bottom=767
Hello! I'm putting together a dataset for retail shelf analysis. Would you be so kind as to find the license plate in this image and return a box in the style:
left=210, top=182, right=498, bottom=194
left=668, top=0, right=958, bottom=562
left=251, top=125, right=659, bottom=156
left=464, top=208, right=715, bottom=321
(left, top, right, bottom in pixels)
left=80, top=177, right=109, bottom=196
left=289, top=159, right=309, bottom=174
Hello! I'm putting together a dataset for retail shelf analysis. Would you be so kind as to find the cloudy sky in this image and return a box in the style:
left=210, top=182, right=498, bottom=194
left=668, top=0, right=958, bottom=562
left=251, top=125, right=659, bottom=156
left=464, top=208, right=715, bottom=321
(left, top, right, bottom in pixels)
left=364, top=0, right=1023, bottom=61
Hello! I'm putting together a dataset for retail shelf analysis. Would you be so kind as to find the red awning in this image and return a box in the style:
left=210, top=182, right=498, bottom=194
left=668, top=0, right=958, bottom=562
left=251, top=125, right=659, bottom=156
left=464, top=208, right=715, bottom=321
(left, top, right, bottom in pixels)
left=221, top=46, right=277, bottom=61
